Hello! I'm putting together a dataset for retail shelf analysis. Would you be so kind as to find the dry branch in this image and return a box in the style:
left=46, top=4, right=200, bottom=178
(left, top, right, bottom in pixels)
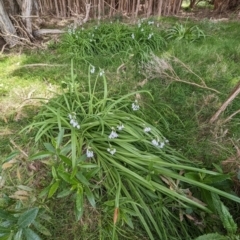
left=142, top=54, right=220, bottom=94
left=20, top=63, right=66, bottom=67
left=209, top=81, right=240, bottom=124
left=33, top=29, right=65, bottom=37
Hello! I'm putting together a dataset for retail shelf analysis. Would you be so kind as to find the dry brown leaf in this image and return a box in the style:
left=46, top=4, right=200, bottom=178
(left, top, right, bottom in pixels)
left=113, top=207, right=119, bottom=225
left=2, top=159, right=18, bottom=170
left=14, top=190, right=29, bottom=196
left=9, top=195, right=28, bottom=200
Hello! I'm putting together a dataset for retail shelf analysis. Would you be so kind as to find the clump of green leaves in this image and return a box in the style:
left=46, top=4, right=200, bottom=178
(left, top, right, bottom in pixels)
left=166, top=23, right=205, bottom=42
left=58, top=20, right=165, bottom=64
left=23, top=62, right=240, bottom=240
left=0, top=206, right=51, bottom=240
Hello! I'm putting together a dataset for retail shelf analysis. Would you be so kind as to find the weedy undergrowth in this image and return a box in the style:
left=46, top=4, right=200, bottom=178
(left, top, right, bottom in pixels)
left=21, top=62, right=240, bottom=240
left=58, top=20, right=165, bottom=65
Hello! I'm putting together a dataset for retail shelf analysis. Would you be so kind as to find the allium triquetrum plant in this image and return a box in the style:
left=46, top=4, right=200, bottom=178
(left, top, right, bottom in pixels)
left=59, top=20, right=165, bottom=65
left=24, top=62, right=240, bottom=239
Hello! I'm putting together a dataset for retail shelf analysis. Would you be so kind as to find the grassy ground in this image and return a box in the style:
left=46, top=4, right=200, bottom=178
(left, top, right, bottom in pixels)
left=1, top=15, right=240, bottom=239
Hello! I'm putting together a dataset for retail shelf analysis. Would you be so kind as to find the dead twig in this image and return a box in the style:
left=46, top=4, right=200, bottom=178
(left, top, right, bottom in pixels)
left=10, top=139, right=28, bottom=158
left=0, top=43, right=8, bottom=54
left=20, top=63, right=66, bottom=68
left=142, top=54, right=220, bottom=94
left=222, top=109, right=240, bottom=124
left=209, top=81, right=240, bottom=124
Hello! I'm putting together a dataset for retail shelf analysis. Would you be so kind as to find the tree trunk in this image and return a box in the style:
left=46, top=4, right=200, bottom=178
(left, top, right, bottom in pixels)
left=22, top=0, right=33, bottom=35
left=0, top=0, right=18, bottom=47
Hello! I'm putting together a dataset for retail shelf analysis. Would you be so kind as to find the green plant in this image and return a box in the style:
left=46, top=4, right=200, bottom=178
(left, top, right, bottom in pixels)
left=22, top=61, right=240, bottom=239
left=58, top=21, right=165, bottom=65
left=0, top=206, right=51, bottom=240
left=166, top=23, right=205, bottom=42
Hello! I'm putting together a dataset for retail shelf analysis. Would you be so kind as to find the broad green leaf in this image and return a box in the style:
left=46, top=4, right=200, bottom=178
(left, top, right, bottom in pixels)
left=43, top=143, right=55, bottom=153
left=29, top=152, right=52, bottom=161
left=33, top=221, right=51, bottom=236
left=51, top=166, right=57, bottom=179
left=39, top=185, right=51, bottom=198
left=57, top=188, right=72, bottom=198
left=84, top=186, right=96, bottom=208
left=17, top=208, right=39, bottom=228
left=48, top=181, right=60, bottom=198
left=0, top=210, right=16, bottom=222
left=23, top=228, right=41, bottom=240
left=59, top=155, right=71, bottom=166
left=76, top=188, right=83, bottom=213
left=58, top=171, right=78, bottom=185
left=13, top=229, right=22, bottom=240
left=76, top=172, right=90, bottom=186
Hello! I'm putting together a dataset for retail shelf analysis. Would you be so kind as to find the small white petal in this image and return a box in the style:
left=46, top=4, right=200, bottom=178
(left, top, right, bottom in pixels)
left=144, top=127, right=151, bottom=133
left=152, top=139, right=159, bottom=146
left=109, top=131, right=118, bottom=139
left=117, top=124, right=124, bottom=131
left=159, top=142, right=165, bottom=148
left=86, top=149, right=94, bottom=158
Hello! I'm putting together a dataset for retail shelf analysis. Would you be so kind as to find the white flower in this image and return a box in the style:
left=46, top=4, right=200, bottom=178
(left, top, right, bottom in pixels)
left=90, top=65, right=95, bottom=74
left=159, top=142, right=165, bottom=148
left=109, top=130, right=118, bottom=139
left=148, top=33, right=154, bottom=39
left=165, top=139, right=169, bottom=143
left=131, top=33, right=135, bottom=39
left=138, top=23, right=141, bottom=28
left=86, top=149, right=94, bottom=158
left=99, top=69, right=105, bottom=76
left=117, top=124, right=124, bottom=131
left=148, top=21, right=154, bottom=25
left=144, top=127, right=151, bottom=133
left=107, top=148, right=116, bottom=155
left=152, top=139, right=165, bottom=148
left=152, top=139, right=159, bottom=146
left=68, top=113, right=80, bottom=129
left=157, top=23, right=160, bottom=28
left=141, top=28, right=144, bottom=32
left=132, top=100, right=140, bottom=111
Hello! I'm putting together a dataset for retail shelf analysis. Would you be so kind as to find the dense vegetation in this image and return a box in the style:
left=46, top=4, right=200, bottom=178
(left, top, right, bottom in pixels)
left=1, top=15, right=240, bottom=240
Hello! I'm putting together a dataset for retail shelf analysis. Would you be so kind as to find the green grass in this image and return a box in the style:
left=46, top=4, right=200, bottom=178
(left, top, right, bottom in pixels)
left=1, top=18, right=240, bottom=239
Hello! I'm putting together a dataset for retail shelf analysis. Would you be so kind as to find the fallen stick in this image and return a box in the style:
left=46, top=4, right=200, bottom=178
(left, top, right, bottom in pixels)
left=209, top=81, right=240, bottom=124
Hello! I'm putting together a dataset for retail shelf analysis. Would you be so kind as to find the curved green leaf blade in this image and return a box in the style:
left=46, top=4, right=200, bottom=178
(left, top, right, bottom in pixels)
left=17, top=208, right=39, bottom=228
left=23, top=228, right=41, bottom=240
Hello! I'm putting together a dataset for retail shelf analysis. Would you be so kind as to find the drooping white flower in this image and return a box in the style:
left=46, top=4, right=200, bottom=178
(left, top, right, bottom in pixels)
left=117, top=123, right=124, bottom=131
left=152, top=139, right=165, bottom=148
left=132, top=100, right=140, bottom=111
left=107, top=148, right=116, bottom=155
left=131, top=33, right=135, bottom=39
left=99, top=69, right=105, bottom=76
left=86, top=148, right=94, bottom=158
left=144, top=127, right=151, bottom=133
left=148, top=33, right=154, bottom=39
left=138, top=22, right=141, bottom=28
left=159, top=142, right=165, bottom=148
left=90, top=65, right=95, bottom=74
left=109, top=130, right=118, bottom=139
left=68, top=113, right=80, bottom=129
left=148, top=21, right=154, bottom=25
left=152, top=139, right=159, bottom=146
